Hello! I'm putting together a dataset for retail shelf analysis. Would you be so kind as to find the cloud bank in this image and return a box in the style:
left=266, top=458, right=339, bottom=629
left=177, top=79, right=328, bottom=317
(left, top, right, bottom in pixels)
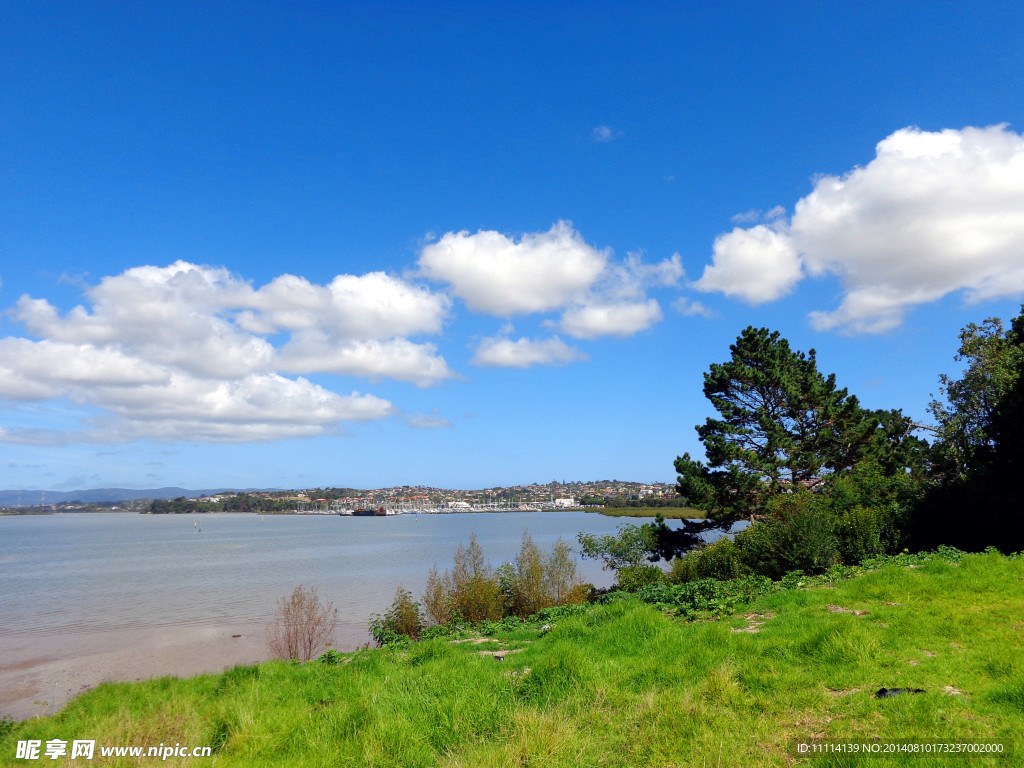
left=695, top=124, right=1024, bottom=333
left=1, top=222, right=688, bottom=443
left=1, top=262, right=448, bottom=443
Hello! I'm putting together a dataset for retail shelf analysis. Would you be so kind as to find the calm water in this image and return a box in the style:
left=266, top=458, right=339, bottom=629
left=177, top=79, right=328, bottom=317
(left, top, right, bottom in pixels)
left=0, top=511, right=729, bottom=638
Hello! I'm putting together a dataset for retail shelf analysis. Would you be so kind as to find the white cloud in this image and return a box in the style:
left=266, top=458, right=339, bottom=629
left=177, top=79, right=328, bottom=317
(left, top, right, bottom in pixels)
left=15, top=262, right=273, bottom=379
left=418, top=222, right=680, bottom=339
left=417, top=221, right=608, bottom=315
left=591, top=125, right=622, bottom=143
left=596, top=252, right=684, bottom=302
left=406, top=410, right=453, bottom=429
left=558, top=300, right=662, bottom=339
left=247, top=271, right=449, bottom=339
left=472, top=335, right=588, bottom=368
left=730, top=207, right=784, bottom=225
left=673, top=297, right=716, bottom=318
left=0, top=261, right=453, bottom=443
left=694, top=224, right=803, bottom=303
left=278, top=336, right=453, bottom=387
left=697, top=124, right=1024, bottom=332
left=94, top=374, right=395, bottom=442
left=0, top=338, right=168, bottom=400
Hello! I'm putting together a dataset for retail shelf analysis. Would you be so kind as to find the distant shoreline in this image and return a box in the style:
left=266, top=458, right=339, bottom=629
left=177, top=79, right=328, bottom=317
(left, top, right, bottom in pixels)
left=589, top=506, right=707, bottom=519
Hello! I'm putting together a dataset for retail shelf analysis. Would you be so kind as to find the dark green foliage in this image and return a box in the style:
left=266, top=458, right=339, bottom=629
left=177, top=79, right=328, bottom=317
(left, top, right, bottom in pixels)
left=208, top=718, right=232, bottom=754
left=147, top=492, right=298, bottom=514
left=503, top=532, right=549, bottom=617
left=633, top=547, right=978, bottom=620
left=449, top=534, right=503, bottom=624
left=740, top=494, right=839, bottom=579
left=915, top=305, right=1024, bottom=553
left=674, top=327, right=926, bottom=566
left=669, top=460, right=917, bottom=582
left=664, top=325, right=938, bottom=578
left=668, top=537, right=749, bottom=583
left=928, top=313, right=1024, bottom=481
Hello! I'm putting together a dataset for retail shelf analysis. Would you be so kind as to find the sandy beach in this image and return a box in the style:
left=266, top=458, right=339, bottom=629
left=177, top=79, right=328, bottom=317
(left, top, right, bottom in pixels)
left=0, top=622, right=373, bottom=721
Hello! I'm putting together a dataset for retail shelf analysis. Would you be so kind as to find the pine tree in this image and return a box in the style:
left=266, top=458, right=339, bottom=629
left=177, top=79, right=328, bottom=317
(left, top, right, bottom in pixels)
left=676, top=327, right=921, bottom=525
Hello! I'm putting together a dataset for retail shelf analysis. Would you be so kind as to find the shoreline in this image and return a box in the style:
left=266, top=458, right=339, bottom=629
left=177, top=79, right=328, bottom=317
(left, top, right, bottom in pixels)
left=0, top=620, right=374, bottom=721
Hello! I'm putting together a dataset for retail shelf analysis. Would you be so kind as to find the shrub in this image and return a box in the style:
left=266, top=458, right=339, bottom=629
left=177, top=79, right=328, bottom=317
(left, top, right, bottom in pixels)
left=422, top=532, right=586, bottom=629
left=266, top=585, right=338, bottom=662
left=502, top=533, right=585, bottom=618
left=423, top=565, right=452, bottom=626
left=545, top=537, right=584, bottom=606
left=449, top=533, right=503, bottom=623
left=668, top=537, right=749, bottom=584
left=507, top=532, right=549, bottom=617
left=615, top=564, right=664, bottom=592
left=740, top=493, right=839, bottom=579
left=834, top=504, right=895, bottom=564
left=370, top=586, right=422, bottom=646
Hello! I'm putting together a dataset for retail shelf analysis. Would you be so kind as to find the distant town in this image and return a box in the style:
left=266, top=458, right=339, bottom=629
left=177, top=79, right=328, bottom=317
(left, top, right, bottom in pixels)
left=0, top=480, right=688, bottom=515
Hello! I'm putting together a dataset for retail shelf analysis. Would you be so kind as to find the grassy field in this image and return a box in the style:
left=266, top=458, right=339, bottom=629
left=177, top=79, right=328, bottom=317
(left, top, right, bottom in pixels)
left=589, top=506, right=707, bottom=519
left=2, top=551, right=1021, bottom=767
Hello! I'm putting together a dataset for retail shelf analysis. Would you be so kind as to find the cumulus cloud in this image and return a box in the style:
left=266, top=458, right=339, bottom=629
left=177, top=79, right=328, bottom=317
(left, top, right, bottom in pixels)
left=472, top=335, right=588, bottom=368
left=15, top=262, right=273, bottom=378
left=96, top=375, right=396, bottom=442
left=417, top=221, right=608, bottom=315
left=696, top=124, right=1024, bottom=332
left=246, top=271, right=448, bottom=339
left=694, top=224, right=803, bottom=304
left=278, top=337, right=453, bottom=387
left=558, top=300, right=663, bottom=339
left=0, top=261, right=452, bottom=443
left=419, top=222, right=680, bottom=343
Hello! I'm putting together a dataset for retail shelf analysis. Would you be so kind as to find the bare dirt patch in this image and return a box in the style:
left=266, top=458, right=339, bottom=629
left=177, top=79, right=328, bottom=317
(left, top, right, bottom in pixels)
left=827, top=604, right=869, bottom=616
left=731, top=612, right=775, bottom=633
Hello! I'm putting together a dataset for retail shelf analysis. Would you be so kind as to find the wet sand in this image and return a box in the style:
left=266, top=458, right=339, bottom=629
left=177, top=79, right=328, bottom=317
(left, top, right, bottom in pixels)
left=0, top=622, right=373, bottom=721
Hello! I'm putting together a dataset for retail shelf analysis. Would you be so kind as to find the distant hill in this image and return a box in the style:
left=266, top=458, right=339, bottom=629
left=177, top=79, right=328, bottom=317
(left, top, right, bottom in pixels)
left=0, top=487, right=275, bottom=506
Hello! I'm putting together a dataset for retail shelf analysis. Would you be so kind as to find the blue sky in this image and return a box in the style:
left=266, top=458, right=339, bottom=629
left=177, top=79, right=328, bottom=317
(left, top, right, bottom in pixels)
left=2, top=1, right=1024, bottom=491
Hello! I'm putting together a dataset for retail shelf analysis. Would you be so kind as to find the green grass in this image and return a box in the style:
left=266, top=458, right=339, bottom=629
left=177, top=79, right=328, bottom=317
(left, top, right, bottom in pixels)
left=588, top=506, right=707, bottom=519
left=3, top=552, right=1021, bottom=767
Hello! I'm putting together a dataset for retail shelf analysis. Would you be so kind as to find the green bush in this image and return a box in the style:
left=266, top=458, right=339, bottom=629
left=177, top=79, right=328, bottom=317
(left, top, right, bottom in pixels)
left=633, top=575, right=777, bottom=618
left=615, top=564, right=664, bottom=592
left=740, top=493, right=839, bottom=579
left=833, top=504, right=894, bottom=564
left=369, top=586, right=422, bottom=646
left=668, top=537, right=750, bottom=584
left=422, top=532, right=586, bottom=630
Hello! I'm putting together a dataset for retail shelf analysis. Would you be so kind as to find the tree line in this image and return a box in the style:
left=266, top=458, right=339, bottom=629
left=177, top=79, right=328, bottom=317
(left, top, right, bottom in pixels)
left=146, top=494, right=296, bottom=514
